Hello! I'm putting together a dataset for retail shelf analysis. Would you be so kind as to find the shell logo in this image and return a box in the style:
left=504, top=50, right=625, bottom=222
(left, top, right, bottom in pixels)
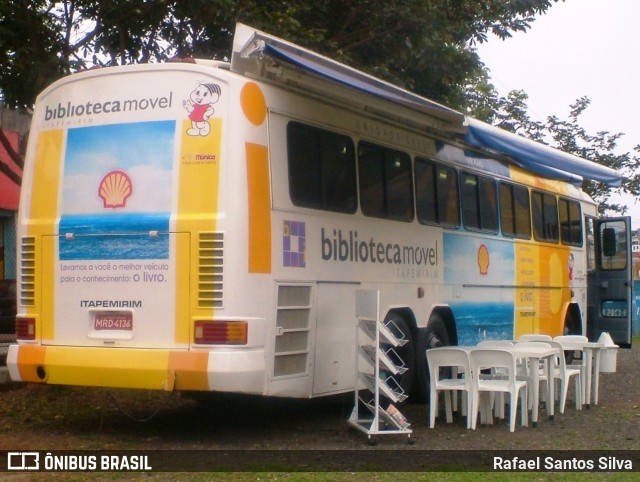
left=477, top=244, right=490, bottom=276
left=98, top=170, right=133, bottom=209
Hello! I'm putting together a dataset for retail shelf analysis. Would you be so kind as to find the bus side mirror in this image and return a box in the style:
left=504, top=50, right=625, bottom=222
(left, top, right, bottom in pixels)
left=602, top=227, right=617, bottom=257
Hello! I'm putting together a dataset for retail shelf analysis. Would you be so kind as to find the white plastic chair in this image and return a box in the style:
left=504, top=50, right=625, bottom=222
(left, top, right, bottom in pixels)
left=518, top=334, right=552, bottom=342
left=553, top=335, right=588, bottom=343
left=548, top=340, right=582, bottom=412
left=513, top=341, right=552, bottom=409
left=477, top=340, right=515, bottom=347
left=426, top=347, right=473, bottom=429
left=553, top=335, right=589, bottom=372
left=553, top=334, right=588, bottom=362
left=475, top=340, right=515, bottom=419
left=553, top=335, right=589, bottom=405
left=470, top=349, right=528, bottom=432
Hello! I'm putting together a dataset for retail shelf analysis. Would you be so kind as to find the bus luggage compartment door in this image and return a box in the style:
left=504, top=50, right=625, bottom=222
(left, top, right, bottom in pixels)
left=43, top=232, right=188, bottom=349
left=312, top=282, right=357, bottom=395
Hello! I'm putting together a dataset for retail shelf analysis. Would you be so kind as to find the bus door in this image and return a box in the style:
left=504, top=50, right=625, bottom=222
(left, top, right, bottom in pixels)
left=586, top=216, right=633, bottom=347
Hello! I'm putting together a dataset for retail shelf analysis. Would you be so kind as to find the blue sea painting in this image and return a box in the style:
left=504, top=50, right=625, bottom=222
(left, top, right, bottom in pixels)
left=451, top=302, right=515, bottom=346
left=59, top=213, right=170, bottom=260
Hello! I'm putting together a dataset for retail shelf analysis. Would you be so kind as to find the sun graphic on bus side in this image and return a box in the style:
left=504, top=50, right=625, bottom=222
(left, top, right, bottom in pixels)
left=98, top=170, right=133, bottom=209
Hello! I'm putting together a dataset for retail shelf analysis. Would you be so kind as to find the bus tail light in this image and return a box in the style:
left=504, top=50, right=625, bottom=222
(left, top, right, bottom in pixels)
left=194, top=320, right=247, bottom=345
left=16, top=317, right=36, bottom=340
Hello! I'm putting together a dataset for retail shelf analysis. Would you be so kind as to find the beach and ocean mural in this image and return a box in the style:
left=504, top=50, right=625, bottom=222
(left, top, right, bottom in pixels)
left=59, top=121, right=175, bottom=261
left=59, top=213, right=170, bottom=260
left=443, top=233, right=516, bottom=345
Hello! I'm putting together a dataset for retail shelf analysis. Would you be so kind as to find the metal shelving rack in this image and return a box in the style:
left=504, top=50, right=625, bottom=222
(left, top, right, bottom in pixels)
left=349, top=290, right=413, bottom=444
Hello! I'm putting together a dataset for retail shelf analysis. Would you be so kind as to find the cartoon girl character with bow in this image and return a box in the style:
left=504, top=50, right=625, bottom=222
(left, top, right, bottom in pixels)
left=183, top=82, right=221, bottom=136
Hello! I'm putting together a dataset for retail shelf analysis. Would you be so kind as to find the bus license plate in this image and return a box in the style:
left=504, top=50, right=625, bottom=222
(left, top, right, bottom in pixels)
left=94, top=312, right=133, bottom=331
left=601, top=300, right=628, bottom=318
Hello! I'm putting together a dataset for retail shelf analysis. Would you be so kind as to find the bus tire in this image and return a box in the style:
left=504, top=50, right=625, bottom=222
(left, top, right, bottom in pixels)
left=413, top=313, right=450, bottom=403
left=382, top=312, right=415, bottom=402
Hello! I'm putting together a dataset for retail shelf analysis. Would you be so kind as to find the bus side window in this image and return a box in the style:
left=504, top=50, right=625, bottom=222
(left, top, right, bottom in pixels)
left=559, top=198, right=583, bottom=246
left=514, top=184, right=532, bottom=238
left=437, top=165, right=460, bottom=227
left=586, top=217, right=596, bottom=270
left=461, top=171, right=498, bottom=233
left=500, top=182, right=531, bottom=239
left=358, top=141, right=413, bottom=222
left=479, top=176, right=498, bottom=232
left=287, top=121, right=357, bottom=213
left=532, top=190, right=559, bottom=243
left=415, top=158, right=459, bottom=227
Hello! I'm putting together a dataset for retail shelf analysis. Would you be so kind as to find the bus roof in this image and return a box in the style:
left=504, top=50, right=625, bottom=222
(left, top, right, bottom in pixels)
left=231, top=23, right=463, bottom=127
left=231, top=23, right=623, bottom=188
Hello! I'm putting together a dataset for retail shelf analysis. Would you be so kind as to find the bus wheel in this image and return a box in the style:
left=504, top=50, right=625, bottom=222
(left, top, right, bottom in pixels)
left=382, top=312, right=415, bottom=402
left=413, top=314, right=450, bottom=403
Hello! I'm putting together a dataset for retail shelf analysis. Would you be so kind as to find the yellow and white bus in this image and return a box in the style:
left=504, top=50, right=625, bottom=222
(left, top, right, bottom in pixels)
left=8, top=24, right=632, bottom=400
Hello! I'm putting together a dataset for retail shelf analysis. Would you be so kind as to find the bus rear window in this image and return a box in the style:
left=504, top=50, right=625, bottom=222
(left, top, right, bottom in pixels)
left=287, top=122, right=357, bottom=213
left=358, top=141, right=413, bottom=222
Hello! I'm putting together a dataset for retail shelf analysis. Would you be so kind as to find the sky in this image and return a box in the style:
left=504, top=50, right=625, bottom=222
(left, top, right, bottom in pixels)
left=475, top=0, right=640, bottom=229
left=63, top=122, right=173, bottom=214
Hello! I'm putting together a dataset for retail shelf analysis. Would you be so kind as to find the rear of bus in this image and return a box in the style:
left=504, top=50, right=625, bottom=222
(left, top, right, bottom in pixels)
left=7, top=61, right=268, bottom=393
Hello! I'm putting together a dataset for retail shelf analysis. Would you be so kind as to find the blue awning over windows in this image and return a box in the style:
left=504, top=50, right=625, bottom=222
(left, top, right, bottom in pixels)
left=465, top=118, right=622, bottom=187
left=261, top=43, right=464, bottom=125
left=232, top=23, right=463, bottom=127
left=232, top=23, right=622, bottom=188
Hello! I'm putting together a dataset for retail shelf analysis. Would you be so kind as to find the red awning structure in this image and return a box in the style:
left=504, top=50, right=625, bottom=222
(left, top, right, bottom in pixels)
left=0, top=129, right=22, bottom=211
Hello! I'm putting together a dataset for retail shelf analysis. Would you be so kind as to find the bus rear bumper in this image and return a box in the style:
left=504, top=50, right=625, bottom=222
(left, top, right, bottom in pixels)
left=7, top=344, right=266, bottom=393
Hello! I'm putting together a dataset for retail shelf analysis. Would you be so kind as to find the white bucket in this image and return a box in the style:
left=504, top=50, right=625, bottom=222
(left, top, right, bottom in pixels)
left=598, top=332, right=619, bottom=373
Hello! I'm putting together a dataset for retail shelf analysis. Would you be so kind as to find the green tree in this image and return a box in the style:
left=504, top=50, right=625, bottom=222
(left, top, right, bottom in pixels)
left=6, top=0, right=638, bottom=213
left=547, top=98, right=640, bottom=215
left=0, top=0, right=562, bottom=109
left=472, top=87, right=640, bottom=215
left=0, top=1, right=67, bottom=110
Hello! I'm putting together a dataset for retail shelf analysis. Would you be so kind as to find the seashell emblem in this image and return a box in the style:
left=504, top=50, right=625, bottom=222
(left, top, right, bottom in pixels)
left=98, top=170, right=133, bottom=208
left=477, top=243, right=490, bottom=276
